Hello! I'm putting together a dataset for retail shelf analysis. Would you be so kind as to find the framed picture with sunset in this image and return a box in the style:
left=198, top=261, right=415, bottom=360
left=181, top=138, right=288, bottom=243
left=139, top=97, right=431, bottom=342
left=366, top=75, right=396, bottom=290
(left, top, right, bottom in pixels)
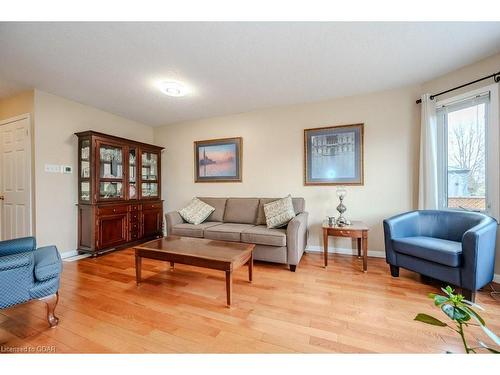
left=194, top=137, right=242, bottom=182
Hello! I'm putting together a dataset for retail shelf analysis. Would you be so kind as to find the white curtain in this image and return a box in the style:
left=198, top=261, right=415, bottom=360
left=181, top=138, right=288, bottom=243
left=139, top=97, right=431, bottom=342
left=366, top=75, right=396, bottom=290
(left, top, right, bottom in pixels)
left=418, top=93, right=439, bottom=210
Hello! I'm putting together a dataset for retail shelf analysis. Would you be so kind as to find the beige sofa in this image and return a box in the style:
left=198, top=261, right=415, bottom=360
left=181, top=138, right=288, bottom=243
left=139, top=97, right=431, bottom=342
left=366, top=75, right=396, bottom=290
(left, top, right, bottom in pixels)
left=165, top=197, right=308, bottom=271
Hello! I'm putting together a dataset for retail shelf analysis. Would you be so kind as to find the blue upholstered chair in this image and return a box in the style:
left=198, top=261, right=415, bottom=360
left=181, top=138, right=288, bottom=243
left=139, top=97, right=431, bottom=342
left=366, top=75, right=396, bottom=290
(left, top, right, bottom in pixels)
left=0, top=237, right=62, bottom=327
left=384, top=210, right=497, bottom=302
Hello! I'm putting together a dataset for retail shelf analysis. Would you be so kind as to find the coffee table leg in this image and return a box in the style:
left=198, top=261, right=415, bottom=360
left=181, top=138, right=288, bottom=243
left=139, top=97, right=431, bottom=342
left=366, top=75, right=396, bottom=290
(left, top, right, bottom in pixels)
left=225, top=270, right=232, bottom=307
left=248, top=253, right=253, bottom=283
left=170, top=261, right=174, bottom=269
left=135, top=253, right=142, bottom=286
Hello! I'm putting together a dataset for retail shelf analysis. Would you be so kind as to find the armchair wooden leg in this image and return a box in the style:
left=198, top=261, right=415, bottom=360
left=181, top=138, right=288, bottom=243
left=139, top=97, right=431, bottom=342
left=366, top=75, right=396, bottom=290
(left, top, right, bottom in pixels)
left=389, top=265, right=399, bottom=277
left=39, top=292, right=59, bottom=328
left=462, top=289, right=476, bottom=303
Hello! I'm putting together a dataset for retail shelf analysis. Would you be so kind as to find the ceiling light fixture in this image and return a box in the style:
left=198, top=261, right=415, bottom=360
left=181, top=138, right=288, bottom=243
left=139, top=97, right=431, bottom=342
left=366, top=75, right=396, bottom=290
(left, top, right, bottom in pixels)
left=158, top=81, right=189, bottom=97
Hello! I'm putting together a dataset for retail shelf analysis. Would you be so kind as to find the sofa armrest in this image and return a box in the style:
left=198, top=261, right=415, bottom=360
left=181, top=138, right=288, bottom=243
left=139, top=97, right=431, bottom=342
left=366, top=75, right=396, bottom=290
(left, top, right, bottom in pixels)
left=34, top=245, right=62, bottom=282
left=0, top=237, right=36, bottom=257
left=287, top=212, right=308, bottom=266
left=165, top=211, right=184, bottom=235
left=461, top=217, right=498, bottom=291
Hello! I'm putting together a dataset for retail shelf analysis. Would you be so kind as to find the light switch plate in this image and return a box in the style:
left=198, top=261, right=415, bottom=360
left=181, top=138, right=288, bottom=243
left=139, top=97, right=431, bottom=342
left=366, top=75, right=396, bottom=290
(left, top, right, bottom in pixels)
left=45, top=164, right=61, bottom=173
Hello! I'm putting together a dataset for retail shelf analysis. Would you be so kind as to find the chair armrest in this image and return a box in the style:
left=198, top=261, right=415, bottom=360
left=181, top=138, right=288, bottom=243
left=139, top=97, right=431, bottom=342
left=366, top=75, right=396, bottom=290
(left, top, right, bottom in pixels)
left=0, top=237, right=36, bottom=256
left=34, top=245, right=62, bottom=282
left=383, top=211, right=420, bottom=264
left=287, top=212, right=308, bottom=266
left=165, top=211, right=184, bottom=235
left=0, top=251, right=34, bottom=272
left=461, top=218, right=498, bottom=291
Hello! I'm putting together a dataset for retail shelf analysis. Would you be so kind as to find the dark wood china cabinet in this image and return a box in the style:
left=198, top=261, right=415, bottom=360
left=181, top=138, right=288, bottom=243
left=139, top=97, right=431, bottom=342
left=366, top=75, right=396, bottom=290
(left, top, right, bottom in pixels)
left=75, top=131, right=164, bottom=256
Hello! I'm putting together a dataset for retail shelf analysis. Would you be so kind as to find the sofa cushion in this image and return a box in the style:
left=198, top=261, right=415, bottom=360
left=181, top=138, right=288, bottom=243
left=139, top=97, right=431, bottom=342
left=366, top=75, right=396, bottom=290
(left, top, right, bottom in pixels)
left=198, top=197, right=227, bottom=222
left=264, top=195, right=296, bottom=229
left=171, top=222, right=222, bottom=238
left=178, top=197, right=215, bottom=225
left=392, top=236, right=462, bottom=267
left=204, top=223, right=255, bottom=242
left=241, top=225, right=287, bottom=247
left=257, top=198, right=305, bottom=225
left=223, top=198, right=260, bottom=224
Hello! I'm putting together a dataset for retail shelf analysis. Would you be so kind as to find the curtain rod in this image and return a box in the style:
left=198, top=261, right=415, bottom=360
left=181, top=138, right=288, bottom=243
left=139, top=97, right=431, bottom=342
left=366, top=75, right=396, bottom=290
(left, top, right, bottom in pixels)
left=416, top=70, right=500, bottom=104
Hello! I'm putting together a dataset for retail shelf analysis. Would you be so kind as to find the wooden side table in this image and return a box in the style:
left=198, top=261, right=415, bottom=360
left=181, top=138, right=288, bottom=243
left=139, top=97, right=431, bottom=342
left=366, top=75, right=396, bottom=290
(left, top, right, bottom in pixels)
left=322, top=221, right=369, bottom=272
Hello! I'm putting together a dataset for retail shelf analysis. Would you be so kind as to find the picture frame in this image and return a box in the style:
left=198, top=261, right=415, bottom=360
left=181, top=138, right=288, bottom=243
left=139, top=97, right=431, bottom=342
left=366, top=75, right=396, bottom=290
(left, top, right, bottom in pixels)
left=194, top=137, right=242, bottom=182
left=304, top=123, right=364, bottom=185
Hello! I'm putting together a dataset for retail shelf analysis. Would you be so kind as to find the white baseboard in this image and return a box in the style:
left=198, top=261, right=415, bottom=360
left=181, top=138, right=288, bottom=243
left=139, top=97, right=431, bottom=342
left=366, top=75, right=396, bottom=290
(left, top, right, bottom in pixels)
left=60, top=250, right=78, bottom=259
left=305, top=245, right=385, bottom=258
left=494, top=274, right=500, bottom=284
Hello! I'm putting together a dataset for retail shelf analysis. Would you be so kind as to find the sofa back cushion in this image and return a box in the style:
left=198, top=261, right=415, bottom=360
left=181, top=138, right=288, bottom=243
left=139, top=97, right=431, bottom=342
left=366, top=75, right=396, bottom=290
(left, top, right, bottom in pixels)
left=198, top=197, right=227, bottom=222
left=223, top=198, right=260, bottom=224
left=256, top=197, right=305, bottom=225
left=418, top=210, right=485, bottom=242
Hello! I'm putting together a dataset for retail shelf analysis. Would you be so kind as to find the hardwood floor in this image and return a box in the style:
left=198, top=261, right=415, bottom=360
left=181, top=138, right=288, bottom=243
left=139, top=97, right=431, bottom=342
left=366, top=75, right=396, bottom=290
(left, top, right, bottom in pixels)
left=1, top=249, right=499, bottom=353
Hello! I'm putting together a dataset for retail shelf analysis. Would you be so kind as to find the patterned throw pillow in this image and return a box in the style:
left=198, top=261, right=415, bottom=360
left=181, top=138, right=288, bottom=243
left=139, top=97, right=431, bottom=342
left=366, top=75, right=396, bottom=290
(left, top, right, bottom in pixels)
left=178, top=198, right=215, bottom=225
left=263, top=195, right=296, bottom=229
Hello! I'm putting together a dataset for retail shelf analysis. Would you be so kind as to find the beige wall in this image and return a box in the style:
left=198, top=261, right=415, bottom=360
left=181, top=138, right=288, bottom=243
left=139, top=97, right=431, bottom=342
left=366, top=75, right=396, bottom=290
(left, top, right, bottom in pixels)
left=33, top=90, right=154, bottom=254
left=155, top=85, right=421, bottom=256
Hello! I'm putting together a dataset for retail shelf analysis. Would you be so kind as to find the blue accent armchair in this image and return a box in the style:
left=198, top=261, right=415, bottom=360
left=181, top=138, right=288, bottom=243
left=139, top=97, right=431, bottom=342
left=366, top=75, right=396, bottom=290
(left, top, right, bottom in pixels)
left=384, top=210, right=497, bottom=302
left=0, top=237, right=62, bottom=327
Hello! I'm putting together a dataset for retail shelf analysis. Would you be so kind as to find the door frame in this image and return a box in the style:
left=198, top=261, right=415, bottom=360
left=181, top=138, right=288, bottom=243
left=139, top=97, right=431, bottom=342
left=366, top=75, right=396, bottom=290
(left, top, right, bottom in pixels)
left=0, top=113, right=33, bottom=240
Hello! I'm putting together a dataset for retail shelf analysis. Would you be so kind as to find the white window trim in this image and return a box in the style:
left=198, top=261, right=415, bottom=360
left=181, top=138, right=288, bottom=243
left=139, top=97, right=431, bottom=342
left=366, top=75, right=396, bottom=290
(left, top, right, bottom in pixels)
left=435, top=83, right=499, bottom=220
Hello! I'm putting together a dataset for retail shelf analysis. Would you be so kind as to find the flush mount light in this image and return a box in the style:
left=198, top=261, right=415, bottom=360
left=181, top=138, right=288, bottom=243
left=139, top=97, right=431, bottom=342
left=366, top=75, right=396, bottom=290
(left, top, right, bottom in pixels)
left=158, top=81, right=189, bottom=97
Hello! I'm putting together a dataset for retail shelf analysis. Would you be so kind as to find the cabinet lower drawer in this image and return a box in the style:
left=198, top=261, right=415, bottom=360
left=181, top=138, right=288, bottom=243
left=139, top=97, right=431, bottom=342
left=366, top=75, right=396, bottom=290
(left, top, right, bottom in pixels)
left=129, top=221, right=140, bottom=232
left=143, top=202, right=162, bottom=210
left=129, top=211, right=140, bottom=222
left=98, top=205, right=128, bottom=216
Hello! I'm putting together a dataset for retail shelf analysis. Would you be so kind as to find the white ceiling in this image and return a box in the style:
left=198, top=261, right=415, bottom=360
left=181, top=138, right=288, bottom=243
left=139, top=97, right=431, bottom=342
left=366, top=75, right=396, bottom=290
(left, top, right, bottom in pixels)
left=1, top=22, right=500, bottom=126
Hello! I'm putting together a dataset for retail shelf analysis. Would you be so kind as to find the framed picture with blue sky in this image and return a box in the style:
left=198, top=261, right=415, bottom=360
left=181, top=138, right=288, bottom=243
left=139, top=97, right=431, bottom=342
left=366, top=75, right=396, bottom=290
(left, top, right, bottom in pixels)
left=304, top=123, right=364, bottom=185
left=194, top=137, right=242, bottom=182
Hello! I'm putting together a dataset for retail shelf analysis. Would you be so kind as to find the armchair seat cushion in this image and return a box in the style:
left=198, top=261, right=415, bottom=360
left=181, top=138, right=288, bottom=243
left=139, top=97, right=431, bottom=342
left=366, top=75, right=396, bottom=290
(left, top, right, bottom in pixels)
left=241, top=225, right=287, bottom=247
left=171, top=222, right=221, bottom=238
left=392, top=236, right=462, bottom=267
left=34, top=246, right=62, bottom=281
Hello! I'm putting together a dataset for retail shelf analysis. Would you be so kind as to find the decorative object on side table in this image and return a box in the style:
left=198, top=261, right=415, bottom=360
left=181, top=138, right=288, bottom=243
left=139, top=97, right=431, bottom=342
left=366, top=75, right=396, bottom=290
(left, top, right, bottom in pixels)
left=414, top=286, right=499, bottom=353
left=335, top=186, right=350, bottom=227
left=194, top=137, right=242, bottom=182
left=304, top=123, right=364, bottom=185
left=322, top=220, right=369, bottom=272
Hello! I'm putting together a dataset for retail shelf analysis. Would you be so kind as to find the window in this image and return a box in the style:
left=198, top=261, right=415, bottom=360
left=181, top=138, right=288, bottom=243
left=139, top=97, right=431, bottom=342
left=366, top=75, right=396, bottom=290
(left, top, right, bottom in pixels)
left=436, top=85, right=499, bottom=218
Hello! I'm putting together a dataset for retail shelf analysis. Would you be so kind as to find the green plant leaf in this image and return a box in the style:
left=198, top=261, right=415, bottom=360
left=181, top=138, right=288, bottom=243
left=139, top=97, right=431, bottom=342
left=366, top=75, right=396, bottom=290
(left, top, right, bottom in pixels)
left=414, top=313, right=447, bottom=327
left=441, top=304, right=470, bottom=322
left=442, top=286, right=455, bottom=297
left=461, top=299, right=484, bottom=310
left=462, top=306, right=485, bottom=326
left=481, top=325, right=500, bottom=346
left=478, top=341, right=500, bottom=354
left=433, top=295, right=448, bottom=306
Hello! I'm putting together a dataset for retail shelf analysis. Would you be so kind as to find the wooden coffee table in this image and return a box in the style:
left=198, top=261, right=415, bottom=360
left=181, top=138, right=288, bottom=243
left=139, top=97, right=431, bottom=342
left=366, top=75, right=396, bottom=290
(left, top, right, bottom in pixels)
left=134, top=236, right=255, bottom=307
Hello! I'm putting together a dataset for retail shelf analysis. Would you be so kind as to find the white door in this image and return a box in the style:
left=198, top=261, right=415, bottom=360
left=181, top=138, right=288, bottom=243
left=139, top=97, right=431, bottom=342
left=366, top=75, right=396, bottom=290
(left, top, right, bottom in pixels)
left=0, top=115, right=32, bottom=240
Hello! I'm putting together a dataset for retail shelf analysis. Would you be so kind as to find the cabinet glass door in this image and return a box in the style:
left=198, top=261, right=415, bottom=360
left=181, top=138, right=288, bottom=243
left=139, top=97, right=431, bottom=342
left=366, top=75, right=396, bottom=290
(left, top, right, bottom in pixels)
left=129, top=148, right=137, bottom=199
left=98, top=143, right=124, bottom=200
left=80, top=139, right=91, bottom=201
left=141, top=151, right=159, bottom=198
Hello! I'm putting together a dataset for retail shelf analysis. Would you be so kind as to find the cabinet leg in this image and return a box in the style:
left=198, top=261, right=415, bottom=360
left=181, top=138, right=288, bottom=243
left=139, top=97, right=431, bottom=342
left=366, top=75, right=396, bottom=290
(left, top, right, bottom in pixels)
left=170, top=261, right=174, bottom=269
